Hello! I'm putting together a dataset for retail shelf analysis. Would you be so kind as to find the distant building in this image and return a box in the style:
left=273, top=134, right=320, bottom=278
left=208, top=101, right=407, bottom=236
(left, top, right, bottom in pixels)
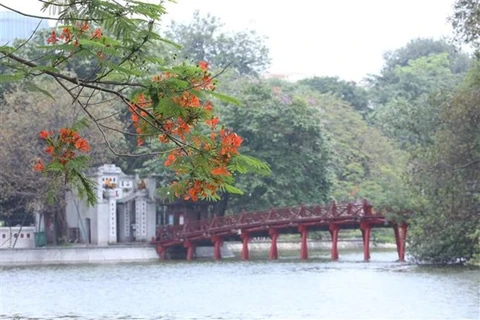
left=65, top=164, right=158, bottom=245
left=65, top=164, right=219, bottom=246
left=0, top=11, right=49, bottom=45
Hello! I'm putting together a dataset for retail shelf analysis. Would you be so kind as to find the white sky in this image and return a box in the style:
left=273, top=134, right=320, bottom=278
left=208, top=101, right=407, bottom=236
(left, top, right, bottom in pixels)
left=0, top=0, right=456, bottom=82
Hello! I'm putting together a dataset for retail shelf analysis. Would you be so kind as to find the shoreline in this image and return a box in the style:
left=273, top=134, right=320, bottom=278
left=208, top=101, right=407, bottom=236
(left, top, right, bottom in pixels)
left=0, top=240, right=395, bottom=267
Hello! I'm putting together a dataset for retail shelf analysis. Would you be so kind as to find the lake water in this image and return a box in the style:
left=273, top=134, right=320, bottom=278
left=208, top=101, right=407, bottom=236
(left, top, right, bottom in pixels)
left=1, top=249, right=479, bottom=319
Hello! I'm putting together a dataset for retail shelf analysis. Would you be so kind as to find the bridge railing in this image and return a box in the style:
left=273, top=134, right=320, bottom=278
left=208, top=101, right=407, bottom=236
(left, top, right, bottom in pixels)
left=154, top=200, right=383, bottom=244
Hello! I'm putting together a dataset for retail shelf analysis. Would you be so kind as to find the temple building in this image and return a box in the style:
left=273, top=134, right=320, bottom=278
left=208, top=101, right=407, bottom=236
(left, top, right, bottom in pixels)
left=65, top=164, right=157, bottom=245
left=65, top=164, right=223, bottom=246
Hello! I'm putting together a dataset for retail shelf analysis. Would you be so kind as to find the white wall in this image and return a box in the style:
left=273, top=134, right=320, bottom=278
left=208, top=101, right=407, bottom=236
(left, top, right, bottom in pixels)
left=1, top=246, right=159, bottom=266
left=0, top=227, right=36, bottom=249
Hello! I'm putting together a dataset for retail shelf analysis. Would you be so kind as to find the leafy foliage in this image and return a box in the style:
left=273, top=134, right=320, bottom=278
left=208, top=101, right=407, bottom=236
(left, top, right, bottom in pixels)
left=217, top=79, right=331, bottom=212
left=408, top=64, right=480, bottom=263
left=165, top=11, right=270, bottom=76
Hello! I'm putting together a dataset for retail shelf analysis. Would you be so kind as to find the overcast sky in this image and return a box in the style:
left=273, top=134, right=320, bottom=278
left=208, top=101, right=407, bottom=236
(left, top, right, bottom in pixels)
left=0, top=0, right=456, bottom=82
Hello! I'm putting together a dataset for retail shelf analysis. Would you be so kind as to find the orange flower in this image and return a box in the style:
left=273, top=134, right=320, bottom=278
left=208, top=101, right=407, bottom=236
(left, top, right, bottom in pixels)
left=205, top=117, right=219, bottom=130
left=92, top=28, right=102, bottom=39
left=60, top=27, right=72, bottom=42
left=158, top=135, right=169, bottom=143
left=203, top=102, right=213, bottom=112
left=60, top=128, right=72, bottom=141
left=220, top=130, right=243, bottom=158
left=199, top=61, right=209, bottom=71
left=74, top=138, right=90, bottom=153
left=45, top=145, right=54, bottom=155
left=164, top=153, right=176, bottom=166
left=33, top=159, right=45, bottom=172
left=77, top=21, right=89, bottom=32
left=39, top=130, right=50, bottom=139
left=46, top=31, right=57, bottom=44
left=211, top=166, right=230, bottom=176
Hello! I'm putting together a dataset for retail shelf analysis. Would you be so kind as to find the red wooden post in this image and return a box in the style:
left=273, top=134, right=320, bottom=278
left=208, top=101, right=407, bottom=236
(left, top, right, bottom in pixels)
left=240, top=231, right=250, bottom=261
left=393, top=224, right=401, bottom=260
left=155, top=245, right=166, bottom=260
left=211, top=236, right=223, bottom=260
left=184, top=241, right=196, bottom=261
left=399, top=222, right=408, bottom=262
left=360, top=221, right=371, bottom=261
left=269, top=228, right=279, bottom=260
left=298, top=225, right=308, bottom=260
left=329, top=224, right=340, bottom=261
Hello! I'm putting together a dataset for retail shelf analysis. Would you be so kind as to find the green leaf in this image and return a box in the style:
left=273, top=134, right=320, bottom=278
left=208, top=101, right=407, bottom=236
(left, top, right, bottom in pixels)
left=77, top=39, right=106, bottom=49
left=104, top=61, right=143, bottom=76
left=0, top=72, right=24, bottom=83
left=0, top=45, right=15, bottom=54
left=223, top=184, right=244, bottom=195
left=24, top=83, right=56, bottom=100
left=207, top=91, right=243, bottom=106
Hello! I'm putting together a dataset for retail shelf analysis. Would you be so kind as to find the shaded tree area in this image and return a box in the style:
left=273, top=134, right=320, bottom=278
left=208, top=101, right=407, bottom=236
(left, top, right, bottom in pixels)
left=0, top=82, right=122, bottom=242
left=405, top=64, right=480, bottom=263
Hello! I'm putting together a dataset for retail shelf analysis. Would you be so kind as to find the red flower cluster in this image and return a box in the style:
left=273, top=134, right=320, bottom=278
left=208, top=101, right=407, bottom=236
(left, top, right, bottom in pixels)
left=46, top=23, right=104, bottom=52
left=219, top=129, right=243, bottom=159
left=34, top=128, right=91, bottom=172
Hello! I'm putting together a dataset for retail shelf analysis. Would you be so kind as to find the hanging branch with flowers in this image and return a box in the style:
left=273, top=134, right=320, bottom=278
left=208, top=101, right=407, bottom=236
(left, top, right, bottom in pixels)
left=0, top=0, right=270, bottom=205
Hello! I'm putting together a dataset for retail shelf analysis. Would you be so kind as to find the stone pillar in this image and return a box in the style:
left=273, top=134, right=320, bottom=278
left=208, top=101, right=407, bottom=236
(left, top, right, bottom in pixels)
left=135, top=190, right=148, bottom=241
left=105, top=189, right=117, bottom=244
left=124, top=202, right=131, bottom=240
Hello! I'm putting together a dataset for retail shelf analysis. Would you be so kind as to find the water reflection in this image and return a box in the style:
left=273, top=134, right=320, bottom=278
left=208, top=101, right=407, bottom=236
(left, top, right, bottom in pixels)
left=1, top=250, right=479, bottom=320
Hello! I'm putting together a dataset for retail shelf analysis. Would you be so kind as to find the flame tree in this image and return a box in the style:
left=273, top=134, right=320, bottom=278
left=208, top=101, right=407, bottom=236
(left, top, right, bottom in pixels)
left=0, top=0, right=270, bottom=206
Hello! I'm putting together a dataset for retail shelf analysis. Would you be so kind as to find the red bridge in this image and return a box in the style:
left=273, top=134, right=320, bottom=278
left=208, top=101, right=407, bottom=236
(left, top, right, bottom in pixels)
left=152, top=200, right=409, bottom=262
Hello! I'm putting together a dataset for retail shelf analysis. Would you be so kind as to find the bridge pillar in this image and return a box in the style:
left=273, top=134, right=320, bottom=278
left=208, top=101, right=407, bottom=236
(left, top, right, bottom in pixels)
left=269, top=228, right=279, bottom=260
left=211, top=236, right=223, bottom=260
left=184, top=241, right=196, bottom=261
left=393, top=222, right=408, bottom=262
left=360, top=221, right=371, bottom=261
left=155, top=245, right=167, bottom=260
left=393, top=224, right=401, bottom=259
left=298, top=225, right=308, bottom=260
left=329, top=224, right=340, bottom=261
left=240, top=231, right=250, bottom=260
left=399, top=222, right=408, bottom=262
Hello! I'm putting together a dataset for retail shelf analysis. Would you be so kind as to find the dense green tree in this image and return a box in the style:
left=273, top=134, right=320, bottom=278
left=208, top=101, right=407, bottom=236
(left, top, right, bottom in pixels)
left=217, top=79, right=331, bottom=212
left=292, top=89, right=411, bottom=211
left=165, top=11, right=270, bottom=76
left=367, top=18, right=479, bottom=263
left=381, top=38, right=471, bottom=74
left=408, top=64, right=480, bottom=263
left=371, top=53, right=463, bottom=147
left=298, top=76, right=370, bottom=114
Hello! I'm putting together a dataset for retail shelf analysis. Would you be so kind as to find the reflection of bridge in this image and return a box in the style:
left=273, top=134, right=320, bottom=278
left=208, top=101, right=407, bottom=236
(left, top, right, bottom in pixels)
left=152, top=200, right=408, bottom=262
